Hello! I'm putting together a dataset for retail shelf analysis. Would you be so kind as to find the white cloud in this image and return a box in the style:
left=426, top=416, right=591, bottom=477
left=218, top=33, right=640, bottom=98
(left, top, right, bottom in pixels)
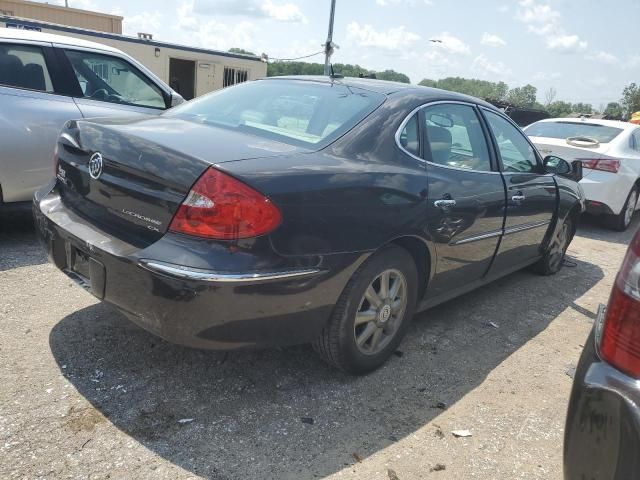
left=586, top=51, right=620, bottom=65
left=422, top=49, right=460, bottom=76
left=174, top=2, right=256, bottom=50
left=123, top=11, right=163, bottom=36
left=431, top=32, right=470, bottom=55
left=533, top=71, right=562, bottom=81
left=515, top=0, right=587, bottom=53
left=376, top=0, right=433, bottom=5
left=188, top=0, right=305, bottom=23
left=472, top=54, right=512, bottom=78
left=480, top=32, right=506, bottom=47
left=546, top=34, right=587, bottom=53
left=346, top=22, right=420, bottom=50
left=260, top=0, right=307, bottom=23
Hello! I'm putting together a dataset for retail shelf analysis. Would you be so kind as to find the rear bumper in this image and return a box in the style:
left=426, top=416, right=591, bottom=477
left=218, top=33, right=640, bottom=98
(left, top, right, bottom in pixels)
left=580, top=171, right=636, bottom=216
left=34, top=185, right=362, bottom=349
left=564, top=310, right=640, bottom=480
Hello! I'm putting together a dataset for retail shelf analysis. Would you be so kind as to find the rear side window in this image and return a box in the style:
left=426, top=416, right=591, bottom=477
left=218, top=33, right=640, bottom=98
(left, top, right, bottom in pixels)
left=0, top=44, right=53, bottom=92
left=422, top=103, right=492, bottom=172
left=64, top=50, right=166, bottom=109
left=525, top=121, right=623, bottom=143
left=399, top=113, right=419, bottom=156
left=166, top=80, right=386, bottom=148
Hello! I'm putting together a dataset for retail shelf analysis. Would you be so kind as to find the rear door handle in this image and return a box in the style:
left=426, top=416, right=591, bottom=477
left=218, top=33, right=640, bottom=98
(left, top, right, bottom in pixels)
left=434, top=199, right=457, bottom=208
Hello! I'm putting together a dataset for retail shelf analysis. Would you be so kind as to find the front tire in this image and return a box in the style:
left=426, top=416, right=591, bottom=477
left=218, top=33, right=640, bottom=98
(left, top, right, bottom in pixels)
left=313, top=245, right=418, bottom=374
left=607, top=186, right=637, bottom=232
left=532, top=216, right=574, bottom=276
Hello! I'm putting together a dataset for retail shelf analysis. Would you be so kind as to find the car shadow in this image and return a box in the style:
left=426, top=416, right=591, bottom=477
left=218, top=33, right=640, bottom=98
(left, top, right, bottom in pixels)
left=576, top=213, right=639, bottom=246
left=0, top=213, right=47, bottom=271
left=49, top=256, right=603, bottom=479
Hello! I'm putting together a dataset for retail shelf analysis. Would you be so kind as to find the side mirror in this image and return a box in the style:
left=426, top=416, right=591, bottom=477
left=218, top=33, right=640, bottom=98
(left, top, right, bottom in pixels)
left=169, top=92, right=185, bottom=108
left=543, top=155, right=571, bottom=175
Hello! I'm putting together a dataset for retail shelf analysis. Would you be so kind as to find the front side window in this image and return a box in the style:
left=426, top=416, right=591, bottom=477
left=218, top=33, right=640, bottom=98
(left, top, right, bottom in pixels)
left=0, top=43, right=53, bottom=92
left=485, top=110, right=538, bottom=173
left=166, top=80, right=385, bottom=148
left=422, top=103, right=492, bottom=172
left=633, top=130, right=640, bottom=153
left=64, top=50, right=166, bottom=109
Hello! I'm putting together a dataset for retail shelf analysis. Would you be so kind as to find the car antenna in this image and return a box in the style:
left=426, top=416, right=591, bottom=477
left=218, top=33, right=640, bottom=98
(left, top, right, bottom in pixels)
left=330, top=64, right=343, bottom=79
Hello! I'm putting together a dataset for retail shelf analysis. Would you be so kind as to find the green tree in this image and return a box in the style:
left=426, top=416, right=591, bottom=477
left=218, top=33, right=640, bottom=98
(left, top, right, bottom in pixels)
left=416, top=77, right=508, bottom=101
left=572, top=102, right=593, bottom=114
left=546, top=101, right=573, bottom=117
left=228, top=48, right=256, bottom=56
left=506, top=84, right=537, bottom=108
left=621, top=83, right=640, bottom=118
left=603, top=102, right=623, bottom=119
left=375, top=69, right=410, bottom=83
left=418, top=78, right=438, bottom=88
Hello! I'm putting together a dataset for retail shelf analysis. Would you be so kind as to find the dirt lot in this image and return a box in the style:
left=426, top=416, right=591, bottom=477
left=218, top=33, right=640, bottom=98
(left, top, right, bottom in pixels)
left=0, top=212, right=636, bottom=480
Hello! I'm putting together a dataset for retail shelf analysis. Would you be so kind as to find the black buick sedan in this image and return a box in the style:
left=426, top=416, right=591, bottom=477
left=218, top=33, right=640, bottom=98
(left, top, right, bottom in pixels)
left=34, top=76, right=584, bottom=373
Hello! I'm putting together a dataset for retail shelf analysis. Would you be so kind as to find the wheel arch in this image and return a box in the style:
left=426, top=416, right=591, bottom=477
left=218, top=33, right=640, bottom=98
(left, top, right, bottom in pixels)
left=387, top=235, right=433, bottom=302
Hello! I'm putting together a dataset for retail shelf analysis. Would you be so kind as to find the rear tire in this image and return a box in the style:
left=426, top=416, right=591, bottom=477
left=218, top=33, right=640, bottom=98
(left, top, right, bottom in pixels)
left=313, top=245, right=418, bottom=374
left=532, top=216, right=574, bottom=276
left=606, top=186, right=637, bottom=232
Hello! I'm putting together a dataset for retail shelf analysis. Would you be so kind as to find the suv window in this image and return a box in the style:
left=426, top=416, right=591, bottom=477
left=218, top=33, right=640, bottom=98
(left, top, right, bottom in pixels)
left=484, top=110, right=538, bottom=173
left=399, top=113, right=419, bottom=156
left=0, top=43, right=53, bottom=92
left=64, top=50, right=166, bottom=109
left=422, top=103, right=492, bottom=172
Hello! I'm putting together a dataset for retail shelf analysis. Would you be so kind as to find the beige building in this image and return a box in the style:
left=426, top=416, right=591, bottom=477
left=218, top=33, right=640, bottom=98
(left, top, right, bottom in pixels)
left=0, top=2, right=267, bottom=99
left=0, top=0, right=122, bottom=33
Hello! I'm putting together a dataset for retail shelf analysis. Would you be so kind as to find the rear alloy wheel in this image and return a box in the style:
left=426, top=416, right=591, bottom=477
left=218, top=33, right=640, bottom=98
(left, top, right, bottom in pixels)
left=313, top=245, right=417, bottom=374
left=607, top=186, right=638, bottom=232
left=532, top=216, right=574, bottom=276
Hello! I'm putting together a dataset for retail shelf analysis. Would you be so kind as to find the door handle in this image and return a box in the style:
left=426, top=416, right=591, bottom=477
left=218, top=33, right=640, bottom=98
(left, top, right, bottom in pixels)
left=511, top=192, right=525, bottom=203
left=434, top=199, right=457, bottom=208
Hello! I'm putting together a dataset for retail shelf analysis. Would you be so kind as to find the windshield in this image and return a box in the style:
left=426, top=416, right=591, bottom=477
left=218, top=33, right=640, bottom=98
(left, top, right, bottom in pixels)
left=165, top=80, right=385, bottom=148
left=525, top=121, right=623, bottom=143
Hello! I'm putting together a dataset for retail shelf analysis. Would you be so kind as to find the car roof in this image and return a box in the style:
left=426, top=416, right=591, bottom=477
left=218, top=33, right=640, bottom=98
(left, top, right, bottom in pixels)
left=0, top=27, right=121, bottom=54
left=265, top=75, right=498, bottom=107
left=532, top=117, right=637, bottom=131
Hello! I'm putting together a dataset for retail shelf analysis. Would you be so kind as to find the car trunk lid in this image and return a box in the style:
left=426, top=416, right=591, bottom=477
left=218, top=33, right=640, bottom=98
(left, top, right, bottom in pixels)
left=55, top=117, right=305, bottom=246
left=528, top=136, right=615, bottom=178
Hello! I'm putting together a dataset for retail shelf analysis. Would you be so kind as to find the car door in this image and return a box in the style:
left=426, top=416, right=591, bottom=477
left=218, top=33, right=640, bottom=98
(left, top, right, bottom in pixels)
left=0, top=40, right=83, bottom=203
left=56, top=46, right=169, bottom=118
left=409, top=102, right=506, bottom=300
left=481, top=108, right=557, bottom=272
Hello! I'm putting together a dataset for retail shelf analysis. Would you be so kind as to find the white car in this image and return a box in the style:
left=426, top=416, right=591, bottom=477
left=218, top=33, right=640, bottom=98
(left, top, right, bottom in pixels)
left=525, top=118, right=640, bottom=230
left=0, top=28, right=184, bottom=213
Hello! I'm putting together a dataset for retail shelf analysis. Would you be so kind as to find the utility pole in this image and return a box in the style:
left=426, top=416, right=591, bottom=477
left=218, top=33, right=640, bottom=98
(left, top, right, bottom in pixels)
left=323, top=0, right=337, bottom=76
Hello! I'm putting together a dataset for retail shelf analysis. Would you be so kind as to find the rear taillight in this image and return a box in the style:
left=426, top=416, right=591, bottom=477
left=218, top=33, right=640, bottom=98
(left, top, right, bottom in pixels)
left=579, top=158, right=620, bottom=173
left=599, top=230, right=640, bottom=377
left=169, top=168, right=282, bottom=240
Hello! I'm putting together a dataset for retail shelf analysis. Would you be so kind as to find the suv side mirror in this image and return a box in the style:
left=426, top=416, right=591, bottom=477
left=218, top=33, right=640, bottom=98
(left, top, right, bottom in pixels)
left=169, top=92, right=185, bottom=108
left=544, top=155, right=571, bottom=174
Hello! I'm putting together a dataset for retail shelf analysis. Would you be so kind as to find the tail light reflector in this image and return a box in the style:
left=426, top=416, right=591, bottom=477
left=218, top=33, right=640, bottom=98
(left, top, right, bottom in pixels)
left=169, top=168, right=282, bottom=240
left=599, top=230, right=640, bottom=377
left=579, top=158, right=620, bottom=173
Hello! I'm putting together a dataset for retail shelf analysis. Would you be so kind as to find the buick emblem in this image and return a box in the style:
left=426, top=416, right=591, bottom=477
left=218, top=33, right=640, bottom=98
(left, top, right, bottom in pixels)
left=88, top=152, right=103, bottom=180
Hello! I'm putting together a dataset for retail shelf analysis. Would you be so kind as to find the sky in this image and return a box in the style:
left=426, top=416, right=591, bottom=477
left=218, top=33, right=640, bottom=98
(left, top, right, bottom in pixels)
left=38, top=0, right=640, bottom=106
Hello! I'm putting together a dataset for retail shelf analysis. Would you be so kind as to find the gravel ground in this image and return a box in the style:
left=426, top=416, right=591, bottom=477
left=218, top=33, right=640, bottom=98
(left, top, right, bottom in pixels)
left=0, top=212, right=636, bottom=480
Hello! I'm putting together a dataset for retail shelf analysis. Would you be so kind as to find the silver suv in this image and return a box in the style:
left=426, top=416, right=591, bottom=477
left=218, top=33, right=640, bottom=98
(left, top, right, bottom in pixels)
left=0, top=28, right=183, bottom=211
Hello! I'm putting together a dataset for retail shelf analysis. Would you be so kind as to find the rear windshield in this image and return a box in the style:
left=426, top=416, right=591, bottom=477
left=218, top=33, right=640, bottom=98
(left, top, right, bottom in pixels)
left=165, top=80, right=385, bottom=148
left=524, top=121, right=623, bottom=143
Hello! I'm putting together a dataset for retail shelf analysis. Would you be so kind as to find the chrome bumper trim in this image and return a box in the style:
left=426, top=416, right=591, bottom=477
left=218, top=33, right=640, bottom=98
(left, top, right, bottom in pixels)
left=138, top=260, right=322, bottom=284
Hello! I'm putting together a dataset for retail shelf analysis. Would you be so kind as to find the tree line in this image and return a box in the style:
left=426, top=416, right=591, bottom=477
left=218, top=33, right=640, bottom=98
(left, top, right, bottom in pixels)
left=232, top=50, right=640, bottom=120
